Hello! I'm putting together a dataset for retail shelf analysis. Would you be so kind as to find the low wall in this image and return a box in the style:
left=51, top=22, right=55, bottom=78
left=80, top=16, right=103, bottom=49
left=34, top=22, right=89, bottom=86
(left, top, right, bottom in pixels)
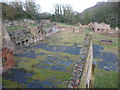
left=68, top=34, right=95, bottom=88
left=1, top=26, right=15, bottom=72
left=8, top=24, right=59, bottom=50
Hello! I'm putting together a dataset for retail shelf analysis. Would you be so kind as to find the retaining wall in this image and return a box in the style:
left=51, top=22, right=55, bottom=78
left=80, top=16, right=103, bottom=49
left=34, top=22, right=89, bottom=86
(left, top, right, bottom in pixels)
left=68, top=34, right=95, bottom=88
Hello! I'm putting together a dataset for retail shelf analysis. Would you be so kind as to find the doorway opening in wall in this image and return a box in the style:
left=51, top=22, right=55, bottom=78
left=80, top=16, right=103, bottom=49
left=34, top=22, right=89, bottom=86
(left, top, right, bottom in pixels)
left=97, top=28, right=100, bottom=31
left=102, top=29, right=104, bottom=31
left=26, top=39, right=29, bottom=43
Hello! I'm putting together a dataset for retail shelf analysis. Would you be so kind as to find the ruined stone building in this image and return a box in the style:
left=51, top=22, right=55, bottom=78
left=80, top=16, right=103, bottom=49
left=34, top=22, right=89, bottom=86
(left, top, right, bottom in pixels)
left=89, top=22, right=111, bottom=32
left=40, top=19, right=50, bottom=26
left=1, top=26, right=15, bottom=71
left=3, top=19, right=36, bottom=27
left=1, top=20, right=59, bottom=71
left=4, top=20, right=59, bottom=49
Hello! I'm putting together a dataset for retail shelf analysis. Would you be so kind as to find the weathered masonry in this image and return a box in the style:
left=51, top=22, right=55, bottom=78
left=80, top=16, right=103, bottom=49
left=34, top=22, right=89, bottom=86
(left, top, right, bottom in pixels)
left=68, top=34, right=95, bottom=88
left=1, top=21, right=58, bottom=71
left=8, top=23, right=58, bottom=49
left=89, top=22, right=111, bottom=32
left=1, top=26, right=15, bottom=72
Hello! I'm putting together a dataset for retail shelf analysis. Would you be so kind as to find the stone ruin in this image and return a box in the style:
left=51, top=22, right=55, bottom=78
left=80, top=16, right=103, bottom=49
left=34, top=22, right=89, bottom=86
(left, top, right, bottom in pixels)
left=57, top=25, right=81, bottom=33
left=75, top=23, right=82, bottom=27
left=40, top=19, right=50, bottom=26
left=1, top=26, right=15, bottom=71
left=3, top=19, right=36, bottom=27
left=68, top=34, right=95, bottom=88
left=5, top=20, right=59, bottom=50
left=89, top=22, right=111, bottom=32
left=99, top=27, right=119, bottom=38
left=1, top=19, right=59, bottom=71
left=100, top=39, right=113, bottom=45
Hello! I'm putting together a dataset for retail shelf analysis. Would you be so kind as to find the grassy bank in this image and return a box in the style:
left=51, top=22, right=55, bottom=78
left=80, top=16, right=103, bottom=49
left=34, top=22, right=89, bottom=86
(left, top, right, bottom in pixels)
left=94, top=68, right=118, bottom=88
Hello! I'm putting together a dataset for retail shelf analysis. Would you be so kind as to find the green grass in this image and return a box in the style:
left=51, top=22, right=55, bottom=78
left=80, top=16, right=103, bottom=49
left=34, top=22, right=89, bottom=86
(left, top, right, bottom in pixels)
left=30, top=48, right=78, bottom=60
left=44, top=25, right=51, bottom=28
left=6, top=25, right=25, bottom=31
left=15, top=48, right=76, bottom=82
left=94, top=68, right=118, bottom=88
left=90, top=31, right=118, bottom=55
left=2, top=77, right=20, bottom=88
left=57, top=22, right=74, bottom=27
left=0, top=75, right=2, bottom=86
left=30, top=23, right=38, bottom=26
left=46, top=29, right=86, bottom=44
left=93, top=58, right=103, bottom=62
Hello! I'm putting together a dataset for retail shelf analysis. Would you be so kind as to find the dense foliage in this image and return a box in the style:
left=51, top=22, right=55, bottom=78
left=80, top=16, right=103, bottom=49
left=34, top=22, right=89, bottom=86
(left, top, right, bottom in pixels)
left=2, top=2, right=40, bottom=20
left=1, top=2, right=119, bottom=27
left=81, top=2, right=119, bottom=28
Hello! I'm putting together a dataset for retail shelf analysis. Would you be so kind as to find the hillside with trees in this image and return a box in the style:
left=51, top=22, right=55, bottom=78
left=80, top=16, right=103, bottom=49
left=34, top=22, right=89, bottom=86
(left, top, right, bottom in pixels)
left=1, top=2, right=119, bottom=28
left=2, top=2, right=40, bottom=20
left=80, top=2, right=119, bottom=28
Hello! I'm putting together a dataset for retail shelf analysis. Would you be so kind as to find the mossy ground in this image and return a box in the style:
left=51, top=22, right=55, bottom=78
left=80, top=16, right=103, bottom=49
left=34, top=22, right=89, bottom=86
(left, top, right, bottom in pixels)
left=93, top=58, right=103, bottom=62
left=2, top=77, right=23, bottom=88
left=6, top=25, right=25, bottom=31
left=91, top=31, right=118, bottom=55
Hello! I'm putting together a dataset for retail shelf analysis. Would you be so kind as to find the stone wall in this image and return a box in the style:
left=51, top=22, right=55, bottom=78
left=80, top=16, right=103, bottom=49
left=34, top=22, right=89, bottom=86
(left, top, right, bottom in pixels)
left=40, top=19, right=50, bottom=26
left=1, top=26, right=15, bottom=71
left=1, top=20, right=59, bottom=71
left=89, top=22, right=111, bottom=32
left=3, top=19, right=36, bottom=26
left=7, top=23, right=58, bottom=50
left=68, top=34, right=95, bottom=88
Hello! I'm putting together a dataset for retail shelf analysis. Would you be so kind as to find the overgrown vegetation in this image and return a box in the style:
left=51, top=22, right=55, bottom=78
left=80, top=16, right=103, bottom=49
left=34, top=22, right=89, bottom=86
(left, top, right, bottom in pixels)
left=2, top=24, right=118, bottom=88
left=81, top=2, right=118, bottom=28
left=1, top=2, right=119, bottom=28
left=6, top=25, right=25, bottom=31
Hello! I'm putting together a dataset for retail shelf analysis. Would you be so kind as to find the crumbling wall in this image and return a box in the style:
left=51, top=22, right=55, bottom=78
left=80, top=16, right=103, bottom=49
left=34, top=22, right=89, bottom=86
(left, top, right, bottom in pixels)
left=100, top=39, right=113, bottom=45
left=8, top=23, right=58, bottom=49
left=68, top=34, right=95, bottom=88
left=40, top=19, right=50, bottom=26
left=3, top=19, right=36, bottom=26
left=1, top=26, right=15, bottom=71
left=1, top=22, right=59, bottom=71
left=89, top=22, right=111, bottom=32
